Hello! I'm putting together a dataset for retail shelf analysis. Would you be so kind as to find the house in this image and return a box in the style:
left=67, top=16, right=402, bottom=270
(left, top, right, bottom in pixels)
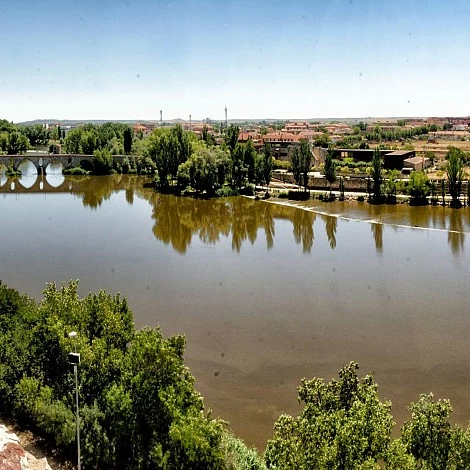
left=403, top=156, right=430, bottom=172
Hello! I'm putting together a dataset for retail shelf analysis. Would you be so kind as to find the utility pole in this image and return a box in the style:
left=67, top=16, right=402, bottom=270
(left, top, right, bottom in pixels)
left=189, top=114, right=192, bottom=131
left=160, top=110, right=162, bottom=126
left=68, top=332, right=81, bottom=470
left=225, top=105, right=227, bottom=128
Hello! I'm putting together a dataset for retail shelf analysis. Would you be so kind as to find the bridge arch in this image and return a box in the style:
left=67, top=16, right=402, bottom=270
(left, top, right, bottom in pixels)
left=16, top=158, right=38, bottom=174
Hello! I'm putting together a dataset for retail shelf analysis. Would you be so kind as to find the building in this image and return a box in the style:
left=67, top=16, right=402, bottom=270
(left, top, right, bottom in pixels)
left=403, top=156, right=430, bottom=172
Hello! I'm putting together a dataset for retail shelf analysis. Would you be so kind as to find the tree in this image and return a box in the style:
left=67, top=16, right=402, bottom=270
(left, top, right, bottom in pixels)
left=177, top=146, right=230, bottom=195
left=93, top=148, right=114, bottom=175
left=231, top=143, right=247, bottom=188
left=64, top=127, right=83, bottom=154
left=21, top=124, right=48, bottom=147
left=407, top=171, right=430, bottom=204
left=324, top=148, right=336, bottom=196
left=265, top=362, right=394, bottom=469
left=225, top=124, right=239, bottom=157
left=446, top=146, right=464, bottom=208
left=425, top=150, right=436, bottom=166
left=370, top=147, right=383, bottom=203
left=401, top=394, right=453, bottom=469
left=290, top=146, right=302, bottom=190
left=300, top=140, right=312, bottom=192
left=123, top=127, right=133, bottom=155
left=7, top=131, right=29, bottom=155
left=261, top=143, right=273, bottom=192
left=384, top=169, right=399, bottom=202
left=244, top=139, right=257, bottom=183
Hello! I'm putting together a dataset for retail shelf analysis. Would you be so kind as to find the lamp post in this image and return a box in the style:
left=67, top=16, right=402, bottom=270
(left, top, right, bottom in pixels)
left=68, top=331, right=81, bottom=470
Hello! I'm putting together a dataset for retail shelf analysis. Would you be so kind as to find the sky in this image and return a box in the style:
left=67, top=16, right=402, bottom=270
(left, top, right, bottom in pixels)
left=1, top=0, right=470, bottom=122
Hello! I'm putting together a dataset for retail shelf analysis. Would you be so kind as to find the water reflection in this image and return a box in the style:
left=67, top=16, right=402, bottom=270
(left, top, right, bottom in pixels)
left=448, top=209, right=465, bottom=255
left=2, top=173, right=470, bottom=256
left=371, top=223, right=383, bottom=254
left=145, top=194, right=293, bottom=254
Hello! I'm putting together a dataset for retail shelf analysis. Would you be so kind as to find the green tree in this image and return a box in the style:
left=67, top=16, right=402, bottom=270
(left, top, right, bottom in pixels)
left=446, top=146, right=464, bottom=207
left=261, top=143, right=273, bottom=192
left=324, top=148, right=336, bottom=196
left=0, top=132, right=9, bottom=152
left=21, top=124, right=48, bottom=147
left=300, top=140, right=312, bottom=192
left=64, top=127, right=83, bottom=153
left=290, top=146, right=302, bottom=190
left=401, top=394, right=453, bottom=469
left=265, top=362, right=394, bottom=469
left=225, top=124, right=239, bottom=157
left=231, top=143, right=247, bottom=189
left=370, top=147, right=383, bottom=203
left=244, top=138, right=257, bottom=183
left=407, top=171, right=430, bottom=204
left=123, top=127, right=133, bottom=155
left=425, top=150, right=436, bottom=166
left=7, top=131, right=29, bottom=154
left=93, top=148, right=114, bottom=175
left=384, top=169, right=399, bottom=202
left=81, top=129, right=99, bottom=154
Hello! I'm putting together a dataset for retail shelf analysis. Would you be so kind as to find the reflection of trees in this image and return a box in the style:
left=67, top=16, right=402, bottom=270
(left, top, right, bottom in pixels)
left=133, top=193, right=319, bottom=254
left=448, top=209, right=465, bottom=256
left=371, top=222, right=383, bottom=254
left=322, top=214, right=337, bottom=250
left=291, top=207, right=315, bottom=253
left=73, top=175, right=140, bottom=209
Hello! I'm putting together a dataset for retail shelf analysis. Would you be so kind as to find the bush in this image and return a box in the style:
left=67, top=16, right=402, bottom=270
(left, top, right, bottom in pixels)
left=239, top=185, right=255, bottom=196
left=273, top=159, right=291, bottom=170
left=357, top=195, right=365, bottom=202
left=287, top=190, right=310, bottom=200
left=216, top=186, right=240, bottom=197
left=62, top=167, right=89, bottom=175
left=277, top=191, right=289, bottom=199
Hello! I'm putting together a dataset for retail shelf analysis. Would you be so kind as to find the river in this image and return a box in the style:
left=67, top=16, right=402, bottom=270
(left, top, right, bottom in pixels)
left=1, top=165, right=470, bottom=449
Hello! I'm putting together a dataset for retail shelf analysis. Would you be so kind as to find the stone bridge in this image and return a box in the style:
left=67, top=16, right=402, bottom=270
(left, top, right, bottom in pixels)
left=0, top=154, right=128, bottom=174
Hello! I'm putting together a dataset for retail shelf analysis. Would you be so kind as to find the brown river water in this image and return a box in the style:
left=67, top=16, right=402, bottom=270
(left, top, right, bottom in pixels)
left=1, top=167, right=470, bottom=450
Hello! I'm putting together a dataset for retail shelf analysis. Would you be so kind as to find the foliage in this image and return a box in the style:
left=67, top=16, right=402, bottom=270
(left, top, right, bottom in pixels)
left=446, top=146, right=464, bottom=207
left=0, top=281, right=231, bottom=468
left=62, top=167, right=90, bottom=175
left=290, top=146, right=302, bottom=189
left=93, top=148, right=114, bottom=175
left=21, top=124, right=49, bottom=147
left=370, top=147, right=383, bottom=203
left=407, top=171, right=430, bottom=203
left=401, top=394, right=453, bottom=469
left=265, top=362, right=394, bottom=469
left=324, top=148, right=336, bottom=195
left=146, top=125, right=193, bottom=188
left=7, top=131, right=29, bottom=154
left=222, top=431, right=267, bottom=470
left=123, top=127, right=133, bottom=154
left=259, top=143, right=273, bottom=190
left=384, top=170, right=399, bottom=202
left=177, top=146, right=230, bottom=195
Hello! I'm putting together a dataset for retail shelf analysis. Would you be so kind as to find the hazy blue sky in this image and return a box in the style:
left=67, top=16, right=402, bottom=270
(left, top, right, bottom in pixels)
left=1, top=0, right=469, bottom=121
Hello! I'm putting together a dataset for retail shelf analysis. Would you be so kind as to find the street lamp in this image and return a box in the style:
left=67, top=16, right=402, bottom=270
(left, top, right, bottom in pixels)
left=68, top=331, right=81, bottom=470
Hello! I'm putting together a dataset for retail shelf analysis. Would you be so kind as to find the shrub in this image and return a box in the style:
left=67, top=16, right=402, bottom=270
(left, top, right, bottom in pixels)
left=277, top=191, right=289, bottom=199
left=216, top=186, right=239, bottom=197
left=288, top=190, right=310, bottom=200
left=239, top=185, right=255, bottom=196
left=63, top=167, right=89, bottom=175
left=357, top=195, right=365, bottom=202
